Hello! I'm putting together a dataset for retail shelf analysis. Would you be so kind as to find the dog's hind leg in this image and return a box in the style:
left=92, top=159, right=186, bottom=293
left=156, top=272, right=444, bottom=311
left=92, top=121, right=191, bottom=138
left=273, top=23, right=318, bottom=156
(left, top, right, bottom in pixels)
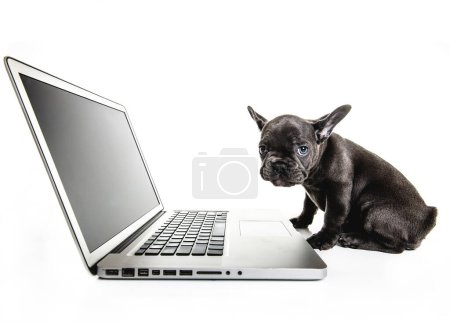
left=338, top=232, right=405, bottom=253
left=338, top=204, right=431, bottom=253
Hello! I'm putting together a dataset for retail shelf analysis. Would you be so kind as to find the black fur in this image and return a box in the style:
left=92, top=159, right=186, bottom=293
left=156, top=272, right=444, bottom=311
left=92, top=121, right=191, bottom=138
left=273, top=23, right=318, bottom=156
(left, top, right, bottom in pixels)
left=248, top=105, right=437, bottom=253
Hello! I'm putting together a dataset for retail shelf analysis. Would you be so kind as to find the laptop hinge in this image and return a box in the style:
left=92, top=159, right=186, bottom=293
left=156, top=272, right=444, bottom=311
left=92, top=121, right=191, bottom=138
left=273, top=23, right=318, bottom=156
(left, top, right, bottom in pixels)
left=110, top=210, right=166, bottom=254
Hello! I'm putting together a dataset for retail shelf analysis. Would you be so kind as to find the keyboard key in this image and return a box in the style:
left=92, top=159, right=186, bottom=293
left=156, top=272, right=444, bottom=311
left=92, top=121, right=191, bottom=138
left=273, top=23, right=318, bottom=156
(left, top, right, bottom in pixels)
left=208, top=245, right=224, bottom=250
left=176, top=245, right=193, bottom=255
left=134, top=248, right=147, bottom=255
left=145, top=249, right=161, bottom=255
left=207, top=249, right=223, bottom=256
left=212, top=222, right=226, bottom=237
left=192, top=244, right=207, bottom=255
left=210, top=237, right=224, bottom=241
left=161, top=246, right=178, bottom=255
left=181, top=241, right=194, bottom=246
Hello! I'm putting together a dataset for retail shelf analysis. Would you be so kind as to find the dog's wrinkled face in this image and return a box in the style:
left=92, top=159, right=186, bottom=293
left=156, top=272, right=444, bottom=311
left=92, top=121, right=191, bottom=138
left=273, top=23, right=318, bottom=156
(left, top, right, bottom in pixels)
left=248, top=105, right=351, bottom=187
left=258, top=116, right=317, bottom=186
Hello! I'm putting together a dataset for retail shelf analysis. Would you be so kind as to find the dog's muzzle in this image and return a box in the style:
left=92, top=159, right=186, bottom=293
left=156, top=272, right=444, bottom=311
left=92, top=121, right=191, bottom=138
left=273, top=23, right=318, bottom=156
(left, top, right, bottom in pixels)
left=261, top=158, right=306, bottom=187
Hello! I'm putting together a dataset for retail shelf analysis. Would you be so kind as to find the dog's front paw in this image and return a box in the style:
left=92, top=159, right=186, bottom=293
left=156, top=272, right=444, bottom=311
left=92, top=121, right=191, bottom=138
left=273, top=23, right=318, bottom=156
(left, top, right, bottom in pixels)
left=290, top=215, right=311, bottom=229
left=307, top=231, right=339, bottom=250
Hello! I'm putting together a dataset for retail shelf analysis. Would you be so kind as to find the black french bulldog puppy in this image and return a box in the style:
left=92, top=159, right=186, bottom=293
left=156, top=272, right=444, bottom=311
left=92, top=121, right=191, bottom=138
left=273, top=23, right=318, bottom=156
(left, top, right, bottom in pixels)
left=248, top=105, right=437, bottom=253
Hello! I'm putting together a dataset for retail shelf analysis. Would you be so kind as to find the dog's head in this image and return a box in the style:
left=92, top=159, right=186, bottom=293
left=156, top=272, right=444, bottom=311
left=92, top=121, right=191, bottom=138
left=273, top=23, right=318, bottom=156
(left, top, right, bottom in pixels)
left=248, top=105, right=351, bottom=187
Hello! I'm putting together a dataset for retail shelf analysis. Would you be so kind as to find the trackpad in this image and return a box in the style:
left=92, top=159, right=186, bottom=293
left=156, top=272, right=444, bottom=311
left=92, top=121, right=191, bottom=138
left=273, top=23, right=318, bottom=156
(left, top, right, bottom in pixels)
left=239, top=221, right=291, bottom=237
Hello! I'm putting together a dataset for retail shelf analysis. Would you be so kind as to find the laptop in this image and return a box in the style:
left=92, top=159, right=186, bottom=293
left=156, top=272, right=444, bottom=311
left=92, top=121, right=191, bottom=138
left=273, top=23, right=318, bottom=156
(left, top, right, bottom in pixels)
left=4, top=57, right=326, bottom=280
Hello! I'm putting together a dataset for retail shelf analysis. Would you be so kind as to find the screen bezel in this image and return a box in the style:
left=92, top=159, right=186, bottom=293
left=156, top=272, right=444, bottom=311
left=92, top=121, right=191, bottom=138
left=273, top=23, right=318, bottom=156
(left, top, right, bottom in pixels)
left=4, top=57, right=164, bottom=271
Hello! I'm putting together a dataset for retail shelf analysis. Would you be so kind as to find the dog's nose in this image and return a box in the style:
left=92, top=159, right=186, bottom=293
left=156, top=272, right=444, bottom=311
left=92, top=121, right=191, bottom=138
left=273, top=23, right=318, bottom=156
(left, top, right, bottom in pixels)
left=272, top=162, right=288, bottom=175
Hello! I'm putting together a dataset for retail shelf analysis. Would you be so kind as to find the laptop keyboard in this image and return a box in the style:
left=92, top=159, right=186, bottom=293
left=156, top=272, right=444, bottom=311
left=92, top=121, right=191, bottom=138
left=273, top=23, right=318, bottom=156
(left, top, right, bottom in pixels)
left=134, top=211, right=227, bottom=256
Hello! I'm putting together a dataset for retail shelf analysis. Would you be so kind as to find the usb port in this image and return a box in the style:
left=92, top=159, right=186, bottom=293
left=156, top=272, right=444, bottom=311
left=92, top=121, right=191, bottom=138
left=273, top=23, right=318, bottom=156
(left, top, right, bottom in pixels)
left=105, top=269, right=119, bottom=276
left=179, top=270, right=193, bottom=276
left=163, top=270, right=176, bottom=276
left=122, top=268, right=135, bottom=277
left=138, top=268, right=149, bottom=276
left=152, top=270, right=160, bottom=276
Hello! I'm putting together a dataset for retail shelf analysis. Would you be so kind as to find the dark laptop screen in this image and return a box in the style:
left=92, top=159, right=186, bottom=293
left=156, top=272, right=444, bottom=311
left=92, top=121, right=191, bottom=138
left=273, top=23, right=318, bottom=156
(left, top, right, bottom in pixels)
left=20, top=74, right=160, bottom=252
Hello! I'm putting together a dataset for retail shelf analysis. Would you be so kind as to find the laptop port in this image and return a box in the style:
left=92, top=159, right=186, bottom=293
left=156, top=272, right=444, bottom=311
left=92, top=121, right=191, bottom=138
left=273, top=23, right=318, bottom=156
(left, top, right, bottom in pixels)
left=179, top=270, right=193, bottom=276
left=152, top=270, right=160, bottom=276
left=163, top=270, right=176, bottom=276
left=122, top=268, right=135, bottom=277
left=196, top=271, right=222, bottom=275
left=105, top=269, right=119, bottom=276
left=138, top=268, right=149, bottom=276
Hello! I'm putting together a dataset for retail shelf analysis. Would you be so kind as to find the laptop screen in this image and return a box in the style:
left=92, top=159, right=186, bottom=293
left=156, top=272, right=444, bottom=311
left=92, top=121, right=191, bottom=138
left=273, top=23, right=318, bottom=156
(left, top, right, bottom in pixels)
left=20, top=74, right=160, bottom=252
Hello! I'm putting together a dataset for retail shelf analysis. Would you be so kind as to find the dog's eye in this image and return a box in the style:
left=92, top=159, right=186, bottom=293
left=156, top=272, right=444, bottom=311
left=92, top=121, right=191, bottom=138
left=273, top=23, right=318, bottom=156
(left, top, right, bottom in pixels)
left=297, top=145, right=309, bottom=156
left=259, top=145, right=268, bottom=155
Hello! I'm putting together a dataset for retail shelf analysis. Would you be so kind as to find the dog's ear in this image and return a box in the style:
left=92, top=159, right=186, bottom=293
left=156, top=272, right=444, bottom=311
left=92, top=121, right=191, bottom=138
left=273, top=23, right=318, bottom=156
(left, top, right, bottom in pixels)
left=247, top=106, right=267, bottom=131
left=313, top=105, right=351, bottom=143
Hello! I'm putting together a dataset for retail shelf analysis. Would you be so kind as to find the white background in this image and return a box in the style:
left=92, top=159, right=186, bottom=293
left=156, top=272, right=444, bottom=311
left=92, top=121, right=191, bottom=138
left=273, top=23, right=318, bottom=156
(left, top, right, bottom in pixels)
left=1, top=1, right=449, bottom=322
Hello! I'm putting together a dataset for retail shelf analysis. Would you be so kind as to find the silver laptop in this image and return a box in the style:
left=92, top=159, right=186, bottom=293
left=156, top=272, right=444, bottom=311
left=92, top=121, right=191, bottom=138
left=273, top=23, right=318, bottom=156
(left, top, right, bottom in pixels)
left=5, top=57, right=326, bottom=280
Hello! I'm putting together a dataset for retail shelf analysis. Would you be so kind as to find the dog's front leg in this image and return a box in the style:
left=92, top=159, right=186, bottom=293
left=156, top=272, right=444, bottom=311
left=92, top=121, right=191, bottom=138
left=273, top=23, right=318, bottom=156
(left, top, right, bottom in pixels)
left=290, top=193, right=318, bottom=228
left=307, top=184, right=351, bottom=250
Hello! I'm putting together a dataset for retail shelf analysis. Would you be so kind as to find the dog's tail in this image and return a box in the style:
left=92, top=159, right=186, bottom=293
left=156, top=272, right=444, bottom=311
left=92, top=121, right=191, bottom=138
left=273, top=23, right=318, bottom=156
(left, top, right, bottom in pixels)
left=406, top=206, right=437, bottom=250
left=423, top=206, right=438, bottom=236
